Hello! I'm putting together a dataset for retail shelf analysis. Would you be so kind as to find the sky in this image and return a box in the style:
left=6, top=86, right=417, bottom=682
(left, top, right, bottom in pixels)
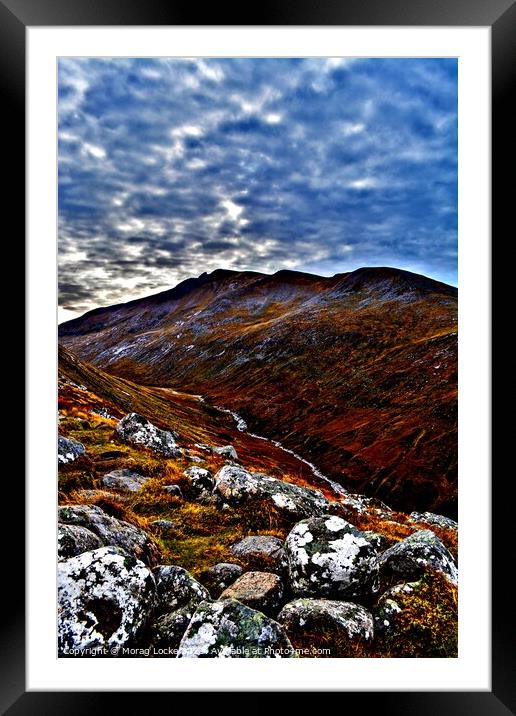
left=58, top=57, right=457, bottom=321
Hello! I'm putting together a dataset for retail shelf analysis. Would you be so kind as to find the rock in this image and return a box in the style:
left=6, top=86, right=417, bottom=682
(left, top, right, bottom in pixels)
left=150, top=520, right=175, bottom=533
left=150, top=605, right=196, bottom=652
left=58, top=504, right=160, bottom=567
left=213, top=445, right=239, bottom=460
left=58, top=546, right=156, bottom=655
left=153, top=565, right=210, bottom=614
left=285, top=515, right=379, bottom=599
left=220, top=572, right=284, bottom=616
left=177, top=599, right=295, bottom=658
left=230, top=535, right=287, bottom=573
left=187, top=455, right=203, bottom=463
left=116, top=413, right=181, bottom=457
left=182, top=466, right=214, bottom=498
left=344, top=493, right=393, bottom=518
left=361, top=531, right=391, bottom=552
left=278, top=599, right=374, bottom=655
left=101, top=469, right=150, bottom=493
left=201, top=563, right=243, bottom=597
left=214, top=464, right=342, bottom=522
left=409, top=512, right=458, bottom=530
left=163, top=485, right=183, bottom=498
left=58, top=524, right=102, bottom=559
left=58, top=436, right=85, bottom=464
left=379, top=530, right=458, bottom=585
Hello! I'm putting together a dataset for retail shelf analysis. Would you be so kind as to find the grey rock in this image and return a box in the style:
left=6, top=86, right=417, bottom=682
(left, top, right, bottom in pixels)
left=409, top=512, right=458, bottom=530
left=116, top=413, right=181, bottom=457
left=220, top=572, right=284, bottom=616
left=58, top=436, right=85, bottom=464
left=177, top=599, right=295, bottom=658
left=202, top=563, right=243, bottom=597
left=286, top=515, right=380, bottom=599
left=150, top=520, right=175, bottom=533
left=214, top=464, right=343, bottom=522
left=230, top=535, right=287, bottom=573
left=213, top=445, right=239, bottom=460
left=58, top=524, right=102, bottom=560
left=58, top=504, right=160, bottom=567
left=58, top=546, right=156, bottom=655
left=153, top=565, right=210, bottom=614
left=101, top=469, right=150, bottom=493
left=278, top=598, right=374, bottom=652
left=373, top=581, right=418, bottom=637
left=379, top=530, right=458, bottom=585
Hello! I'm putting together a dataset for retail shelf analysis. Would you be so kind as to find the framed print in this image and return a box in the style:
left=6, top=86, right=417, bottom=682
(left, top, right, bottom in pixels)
left=8, top=0, right=511, bottom=710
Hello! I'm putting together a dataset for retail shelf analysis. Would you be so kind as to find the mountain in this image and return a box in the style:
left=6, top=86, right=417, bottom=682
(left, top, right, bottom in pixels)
left=59, top=266, right=458, bottom=516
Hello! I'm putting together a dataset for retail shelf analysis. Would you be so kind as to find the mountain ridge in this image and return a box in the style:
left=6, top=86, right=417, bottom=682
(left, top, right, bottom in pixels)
left=59, top=265, right=457, bottom=516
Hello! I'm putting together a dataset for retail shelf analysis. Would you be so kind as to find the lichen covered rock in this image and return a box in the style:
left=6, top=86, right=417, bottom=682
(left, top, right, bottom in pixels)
left=150, top=605, right=196, bottom=652
left=58, top=546, right=156, bottom=655
left=58, top=524, right=102, bottom=560
left=230, top=535, right=287, bottom=573
left=213, top=445, right=239, bottom=460
left=214, top=464, right=341, bottom=522
left=153, top=565, right=210, bottom=614
left=409, top=512, right=458, bottom=531
left=379, top=530, right=458, bottom=585
left=58, top=504, right=160, bottom=566
left=182, top=466, right=214, bottom=498
left=101, top=469, right=150, bottom=493
left=286, top=515, right=380, bottom=599
left=58, top=436, right=85, bottom=464
left=220, top=572, right=284, bottom=616
left=177, top=599, right=295, bottom=658
left=278, top=598, right=374, bottom=656
left=116, top=413, right=181, bottom=457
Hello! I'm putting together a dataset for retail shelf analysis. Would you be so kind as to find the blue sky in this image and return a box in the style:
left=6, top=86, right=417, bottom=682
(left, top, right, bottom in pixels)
left=58, top=57, right=457, bottom=319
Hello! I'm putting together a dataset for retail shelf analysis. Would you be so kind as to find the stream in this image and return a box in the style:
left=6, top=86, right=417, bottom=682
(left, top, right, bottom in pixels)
left=205, top=398, right=348, bottom=499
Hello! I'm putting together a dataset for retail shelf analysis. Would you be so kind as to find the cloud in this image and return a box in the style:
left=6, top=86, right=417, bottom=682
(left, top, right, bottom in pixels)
left=58, top=57, right=457, bottom=316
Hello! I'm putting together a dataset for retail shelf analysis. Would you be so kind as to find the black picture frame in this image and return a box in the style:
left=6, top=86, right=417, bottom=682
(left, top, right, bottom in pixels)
left=8, top=0, right=510, bottom=711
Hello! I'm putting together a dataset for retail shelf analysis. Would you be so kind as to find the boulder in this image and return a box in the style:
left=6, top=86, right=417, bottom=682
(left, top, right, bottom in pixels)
left=182, top=466, right=214, bottom=498
left=58, top=436, right=85, bottom=464
left=373, top=582, right=417, bottom=637
left=177, top=599, right=295, bottom=658
left=361, top=531, right=391, bottom=552
left=409, top=512, right=458, bottom=530
left=220, top=572, right=284, bottom=616
left=58, top=524, right=103, bottom=559
left=278, top=599, right=374, bottom=655
left=201, top=563, right=243, bottom=597
left=285, top=515, right=380, bottom=599
left=214, top=464, right=342, bottom=522
left=230, top=535, right=286, bottom=573
left=153, top=565, right=210, bottom=614
left=150, top=605, right=196, bottom=652
left=116, top=413, right=181, bottom=457
left=101, top=469, right=150, bottom=493
left=58, top=547, right=156, bottom=655
left=58, top=504, right=160, bottom=567
left=213, top=445, right=239, bottom=460
left=379, top=530, right=458, bottom=585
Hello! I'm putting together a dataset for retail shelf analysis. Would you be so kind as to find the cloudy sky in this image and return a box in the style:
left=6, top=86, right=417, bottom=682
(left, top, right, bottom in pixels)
left=58, top=57, right=457, bottom=321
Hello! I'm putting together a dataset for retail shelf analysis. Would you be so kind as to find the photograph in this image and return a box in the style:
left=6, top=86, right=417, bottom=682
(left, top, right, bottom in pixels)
left=56, top=56, right=458, bottom=659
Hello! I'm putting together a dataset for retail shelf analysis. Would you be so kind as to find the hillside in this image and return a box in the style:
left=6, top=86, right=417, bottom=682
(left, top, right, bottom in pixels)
left=59, top=266, right=458, bottom=516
